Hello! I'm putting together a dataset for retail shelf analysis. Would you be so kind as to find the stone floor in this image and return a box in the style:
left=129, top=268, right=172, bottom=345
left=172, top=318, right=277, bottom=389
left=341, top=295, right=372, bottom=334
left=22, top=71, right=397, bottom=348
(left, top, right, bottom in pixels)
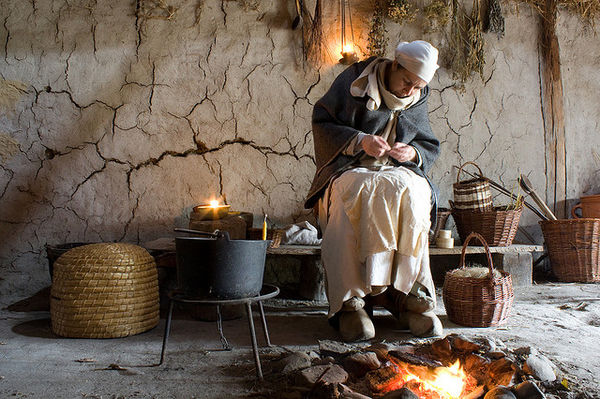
left=1, top=283, right=599, bottom=398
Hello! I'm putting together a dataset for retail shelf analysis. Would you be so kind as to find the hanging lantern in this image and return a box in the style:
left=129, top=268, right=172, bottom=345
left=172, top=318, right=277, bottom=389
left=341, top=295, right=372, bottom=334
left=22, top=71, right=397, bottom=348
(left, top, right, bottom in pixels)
left=339, top=0, right=358, bottom=65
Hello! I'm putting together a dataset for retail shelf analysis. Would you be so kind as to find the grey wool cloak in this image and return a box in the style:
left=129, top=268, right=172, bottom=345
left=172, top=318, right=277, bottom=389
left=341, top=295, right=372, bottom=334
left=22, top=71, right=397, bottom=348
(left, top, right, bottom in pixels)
left=305, top=57, right=441, bottom=219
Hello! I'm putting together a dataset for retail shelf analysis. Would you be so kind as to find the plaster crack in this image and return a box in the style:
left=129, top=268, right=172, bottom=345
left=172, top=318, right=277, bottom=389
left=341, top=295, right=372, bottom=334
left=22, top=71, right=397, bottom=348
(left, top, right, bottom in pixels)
left=119, top=195, right=140, bottom=241
left=64, top=45, right=76, bottom=93
left=304, top=72, right=321, bottom=105
left=474, top=120, right=494, bottom=162
left=3, top=17, right=9, bottom=64
left=240, top=41, right=250, bottom=67
left=149, top=61, right=156, bottom=113
left=220, top=0, right=227, bottom=26
left=0, top=165, right=14, bottom=200
left=134, top=0, right=143, bottom=55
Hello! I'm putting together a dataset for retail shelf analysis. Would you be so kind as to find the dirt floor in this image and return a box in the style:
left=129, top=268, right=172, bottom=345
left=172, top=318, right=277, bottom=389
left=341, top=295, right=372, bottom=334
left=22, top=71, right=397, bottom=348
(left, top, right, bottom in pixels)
left=1, top=283, right=599, bottom=398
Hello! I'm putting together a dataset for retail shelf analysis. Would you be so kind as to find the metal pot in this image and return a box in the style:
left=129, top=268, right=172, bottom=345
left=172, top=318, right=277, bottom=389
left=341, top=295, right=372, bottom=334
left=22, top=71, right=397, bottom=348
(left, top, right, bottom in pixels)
left=174, top=228, right=269, bottom=299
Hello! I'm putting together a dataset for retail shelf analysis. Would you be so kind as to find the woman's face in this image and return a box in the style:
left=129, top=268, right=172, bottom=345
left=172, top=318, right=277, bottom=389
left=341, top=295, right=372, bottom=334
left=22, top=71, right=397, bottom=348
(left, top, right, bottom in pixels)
left=387, top=61, right=427, bottom=98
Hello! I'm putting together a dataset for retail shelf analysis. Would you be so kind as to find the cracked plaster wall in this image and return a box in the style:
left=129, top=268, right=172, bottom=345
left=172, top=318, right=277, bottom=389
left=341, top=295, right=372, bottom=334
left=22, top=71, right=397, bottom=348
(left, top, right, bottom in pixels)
left=0, top=0, right=599, bottom=303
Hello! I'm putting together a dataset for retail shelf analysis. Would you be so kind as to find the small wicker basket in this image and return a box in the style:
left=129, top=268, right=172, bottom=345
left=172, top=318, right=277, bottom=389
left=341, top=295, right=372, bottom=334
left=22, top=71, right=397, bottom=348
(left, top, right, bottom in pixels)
left=540, top=218, right=600, bottom=282
left=429, top=207, right=452, bottom=242
left=51, top=243, right=159, bottom=338
left=247, top=227, right=283, bottom=248
left=453, top=162, right=493, bottom=212
left=452, top=205, right=522, bottom=247
left=443, top=232, right=514, bottom=327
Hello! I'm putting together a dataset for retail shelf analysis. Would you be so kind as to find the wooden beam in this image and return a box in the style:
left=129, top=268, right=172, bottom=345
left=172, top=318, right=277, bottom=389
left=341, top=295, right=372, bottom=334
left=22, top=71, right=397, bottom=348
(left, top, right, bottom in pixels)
left=539, top=0, right=567, bottom=218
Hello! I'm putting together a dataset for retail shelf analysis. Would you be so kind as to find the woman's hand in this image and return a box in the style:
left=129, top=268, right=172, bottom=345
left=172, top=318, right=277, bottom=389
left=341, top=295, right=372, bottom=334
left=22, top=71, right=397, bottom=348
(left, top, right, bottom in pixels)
left=387, top=142, right=417, bottom=162
left=361, top=135, right=391, bottom=158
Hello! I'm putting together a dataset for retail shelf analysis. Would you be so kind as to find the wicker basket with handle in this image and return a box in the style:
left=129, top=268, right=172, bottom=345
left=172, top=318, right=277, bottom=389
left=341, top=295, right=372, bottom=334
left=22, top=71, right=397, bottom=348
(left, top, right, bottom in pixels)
left=540, top=218, right=600, bottom=282
left=453, top=161, right=493, bottom=211
left=443, top=232, right=514, bottom=327
left=451, top=205, right=523, bottom=247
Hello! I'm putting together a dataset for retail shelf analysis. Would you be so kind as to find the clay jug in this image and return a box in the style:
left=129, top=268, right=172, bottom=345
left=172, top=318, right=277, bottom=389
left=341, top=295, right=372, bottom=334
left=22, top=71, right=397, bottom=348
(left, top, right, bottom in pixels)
left=571, top=194, right=600, bottom=218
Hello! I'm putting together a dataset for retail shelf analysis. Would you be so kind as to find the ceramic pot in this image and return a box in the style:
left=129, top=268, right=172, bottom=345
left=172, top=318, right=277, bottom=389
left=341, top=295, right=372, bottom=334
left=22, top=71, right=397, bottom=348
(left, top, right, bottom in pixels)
left=571, top=194, right=600, bottom=218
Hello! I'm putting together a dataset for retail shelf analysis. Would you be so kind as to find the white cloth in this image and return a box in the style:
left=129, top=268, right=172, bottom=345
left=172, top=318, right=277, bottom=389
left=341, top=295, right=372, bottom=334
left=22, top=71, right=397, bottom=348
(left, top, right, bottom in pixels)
left=281, top=221, right=322, bottom=246
left=318, top=166, right=435, bottom=317
left=394, top=40, right=439, bottom=83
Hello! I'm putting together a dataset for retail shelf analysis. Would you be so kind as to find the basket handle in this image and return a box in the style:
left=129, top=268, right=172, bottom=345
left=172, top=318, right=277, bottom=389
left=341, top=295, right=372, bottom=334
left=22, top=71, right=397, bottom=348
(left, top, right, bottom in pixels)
left=571, top=203, right=582, bottom=219
left=456, top=161, right=485, bottom=184
left=459, top=232, right=495, bottom=275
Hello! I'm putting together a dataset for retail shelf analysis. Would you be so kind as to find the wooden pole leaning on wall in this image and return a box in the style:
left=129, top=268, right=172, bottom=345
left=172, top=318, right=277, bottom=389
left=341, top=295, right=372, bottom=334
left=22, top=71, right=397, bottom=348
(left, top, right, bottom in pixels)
left=539, top=0, right=567, bottom=219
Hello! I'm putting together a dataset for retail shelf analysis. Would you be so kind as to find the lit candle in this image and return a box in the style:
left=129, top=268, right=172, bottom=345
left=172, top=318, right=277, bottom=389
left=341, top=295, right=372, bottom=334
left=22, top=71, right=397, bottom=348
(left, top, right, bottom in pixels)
left=262, top=214, right=267, bottom=240
left=209, top=199, right=220, bottom=208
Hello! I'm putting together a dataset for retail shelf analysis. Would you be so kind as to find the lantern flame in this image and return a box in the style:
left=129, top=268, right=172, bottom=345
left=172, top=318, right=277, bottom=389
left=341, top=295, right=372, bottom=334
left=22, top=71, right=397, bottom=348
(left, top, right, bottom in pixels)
left=342, top=43, right=355, bottom=54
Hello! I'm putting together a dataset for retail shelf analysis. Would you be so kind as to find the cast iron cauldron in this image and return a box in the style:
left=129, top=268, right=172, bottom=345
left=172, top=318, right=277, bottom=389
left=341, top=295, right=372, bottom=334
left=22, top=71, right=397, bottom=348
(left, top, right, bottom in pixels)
left=174, top=228, right=269, bottom=299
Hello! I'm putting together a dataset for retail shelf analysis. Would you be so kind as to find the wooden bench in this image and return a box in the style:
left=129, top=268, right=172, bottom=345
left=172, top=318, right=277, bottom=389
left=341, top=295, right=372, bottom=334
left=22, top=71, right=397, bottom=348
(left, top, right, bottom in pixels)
left=266, top=243, right=543, bottom=301
left=145, top=238, right=543, bottom=301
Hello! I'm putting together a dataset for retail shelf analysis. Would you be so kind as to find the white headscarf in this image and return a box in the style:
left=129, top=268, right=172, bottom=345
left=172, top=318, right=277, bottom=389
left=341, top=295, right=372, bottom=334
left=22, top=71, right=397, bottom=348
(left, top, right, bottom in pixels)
left=394, top=40, right=439, bottom=83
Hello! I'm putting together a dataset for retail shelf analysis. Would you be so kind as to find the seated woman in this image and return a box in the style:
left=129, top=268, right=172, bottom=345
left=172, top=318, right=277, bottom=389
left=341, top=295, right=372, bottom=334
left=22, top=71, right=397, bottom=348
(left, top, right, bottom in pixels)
left=304, top=40, right=443, bottom=342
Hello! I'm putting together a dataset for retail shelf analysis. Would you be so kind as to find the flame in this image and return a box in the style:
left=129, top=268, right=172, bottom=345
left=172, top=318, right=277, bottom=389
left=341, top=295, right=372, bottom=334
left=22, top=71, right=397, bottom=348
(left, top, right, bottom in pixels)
left=342, top=43, right=355, bottom=54
left=209, top=199, right=220, bottom=208
left=426, top=361, right=466, bottom=398
left=383, top=359, right=470, bottom=399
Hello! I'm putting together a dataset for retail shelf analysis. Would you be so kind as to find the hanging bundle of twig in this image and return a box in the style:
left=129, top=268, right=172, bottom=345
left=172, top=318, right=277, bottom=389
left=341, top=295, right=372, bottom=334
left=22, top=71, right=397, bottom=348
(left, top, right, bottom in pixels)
left=301, top=0, right=328, bottom=67
left=486, top=0, right=505, bottom=38
left=367, top=0, right=389, bottom=57
left=450, top=0, right=486, bottom=83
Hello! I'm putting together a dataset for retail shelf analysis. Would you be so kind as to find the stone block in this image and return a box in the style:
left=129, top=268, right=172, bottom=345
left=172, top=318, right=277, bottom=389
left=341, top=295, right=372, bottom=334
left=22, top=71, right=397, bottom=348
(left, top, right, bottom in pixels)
left=498, top=253, right=533, bottom=286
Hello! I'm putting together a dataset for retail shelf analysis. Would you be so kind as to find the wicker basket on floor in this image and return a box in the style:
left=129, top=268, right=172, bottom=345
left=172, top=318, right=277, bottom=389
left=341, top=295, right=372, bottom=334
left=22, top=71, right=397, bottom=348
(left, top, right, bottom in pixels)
left=452, top=205, right=522, bottom=247
left=443, top=232, right=514, bottom=327
left=540, top=218, right=600, bottom=282
left=51, top=243, right=159, bottom=338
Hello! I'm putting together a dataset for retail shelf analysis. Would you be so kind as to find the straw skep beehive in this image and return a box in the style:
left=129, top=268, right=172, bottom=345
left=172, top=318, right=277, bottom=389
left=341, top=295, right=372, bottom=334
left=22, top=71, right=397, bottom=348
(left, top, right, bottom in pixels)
left=51, top=243, right=159, bottom=338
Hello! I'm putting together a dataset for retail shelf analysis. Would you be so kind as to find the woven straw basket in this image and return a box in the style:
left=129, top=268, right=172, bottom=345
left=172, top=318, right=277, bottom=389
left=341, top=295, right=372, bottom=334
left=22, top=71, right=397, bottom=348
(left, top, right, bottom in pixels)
left=452, top=205, right=523, bottom=247
left=443, top=232, right=514, bottom=327
left=453, top=162, right=493, bottom=212
left=247, top=227, right=283, bottom=248
left=51, top=243, right=159, bottom=338
left=540, top=218, right=600, bottom=282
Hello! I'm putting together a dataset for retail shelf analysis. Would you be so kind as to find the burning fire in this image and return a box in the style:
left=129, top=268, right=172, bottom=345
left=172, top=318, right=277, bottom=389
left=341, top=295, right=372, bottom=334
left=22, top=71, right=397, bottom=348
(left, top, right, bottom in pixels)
left=378, top=359, right=475, bottom=399
left=209, top=199, right=220, bottom=208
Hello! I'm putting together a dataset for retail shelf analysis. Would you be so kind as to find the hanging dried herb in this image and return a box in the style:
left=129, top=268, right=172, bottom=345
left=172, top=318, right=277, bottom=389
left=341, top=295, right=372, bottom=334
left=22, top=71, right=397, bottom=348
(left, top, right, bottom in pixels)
left=486, top=0, right=505, bottom=38
left=387, top=0, right=417, bottom=24
left=423, top=0, right=451, bottom=33
left=136, top=0, right=178, bottom=22
left=367, top=0, right=389, bottom=57
left=516, top=0, right=600, bottom=24
left=302, top=0, right=326, bottom=67
left=450, top=0, right=486, bottom=83
left=237, top=0, right=259, bottom=11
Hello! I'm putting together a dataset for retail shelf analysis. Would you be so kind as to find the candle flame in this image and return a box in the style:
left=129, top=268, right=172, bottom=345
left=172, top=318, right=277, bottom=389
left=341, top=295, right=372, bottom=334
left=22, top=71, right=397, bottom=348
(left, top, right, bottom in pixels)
left=209, top=200, right=220, bottom=208
left=342, top=43, right=355, bottom=54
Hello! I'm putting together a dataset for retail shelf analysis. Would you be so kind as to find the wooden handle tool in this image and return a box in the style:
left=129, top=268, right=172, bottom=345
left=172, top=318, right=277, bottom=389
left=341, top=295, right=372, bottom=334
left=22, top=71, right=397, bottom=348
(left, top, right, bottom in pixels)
left=519, top=175, right=558, bottom=220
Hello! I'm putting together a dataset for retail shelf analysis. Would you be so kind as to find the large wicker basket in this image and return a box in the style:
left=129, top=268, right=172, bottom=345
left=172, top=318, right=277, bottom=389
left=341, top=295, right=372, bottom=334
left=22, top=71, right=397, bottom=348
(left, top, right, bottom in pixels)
left=453, top=162, right=493, bottom=212
left=443, top=232, right=514, bottom=327
left=452, top=206, right=522, bottom=247
left=540, top=218, right=600, bottom=282
left=51, top=243, right=159, bottom=338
